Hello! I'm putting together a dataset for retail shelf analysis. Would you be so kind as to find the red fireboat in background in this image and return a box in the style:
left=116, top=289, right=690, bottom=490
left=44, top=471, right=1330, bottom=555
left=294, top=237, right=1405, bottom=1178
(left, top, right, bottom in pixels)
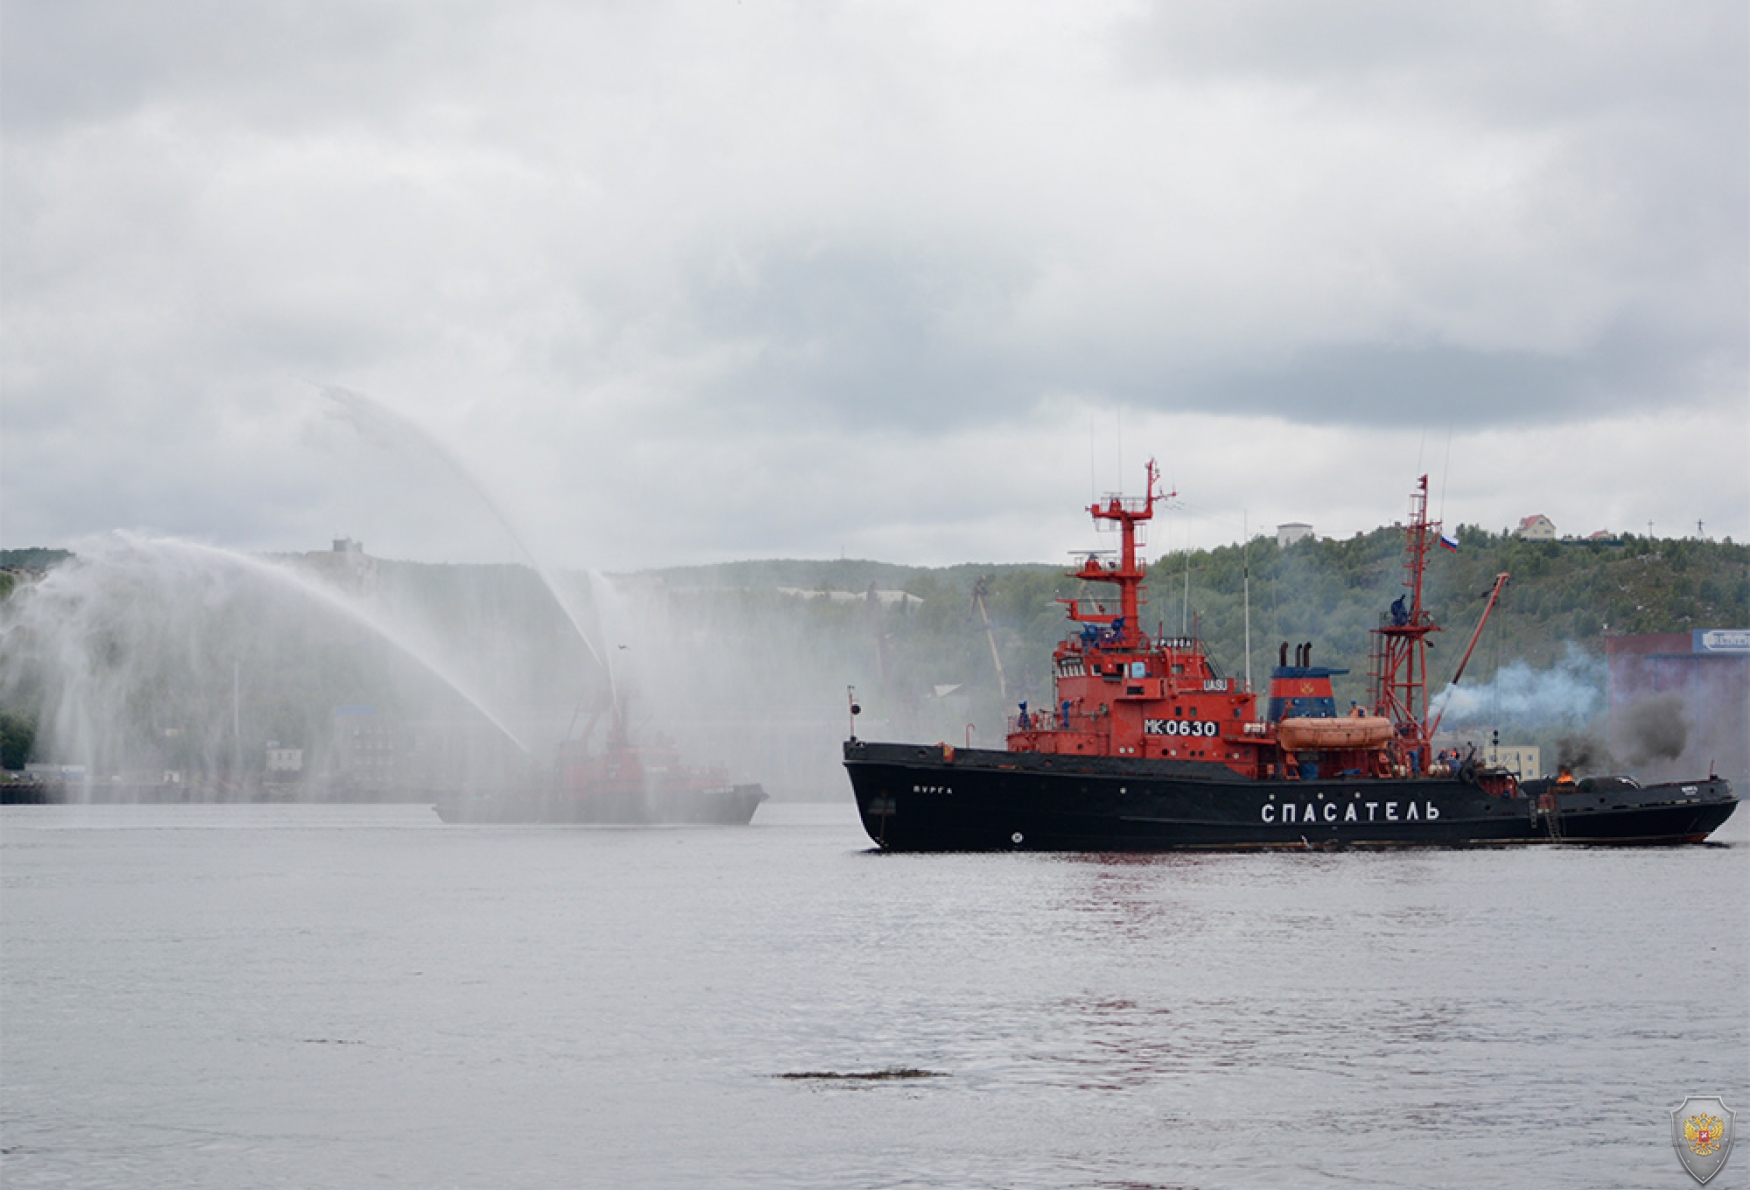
left=437, top=701, right=765, bottom=826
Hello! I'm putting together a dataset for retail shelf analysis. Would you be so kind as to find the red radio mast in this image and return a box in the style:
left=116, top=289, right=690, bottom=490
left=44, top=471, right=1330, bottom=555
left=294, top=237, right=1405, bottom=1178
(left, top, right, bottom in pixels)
left=1371, top=475, right=1442, bottom=771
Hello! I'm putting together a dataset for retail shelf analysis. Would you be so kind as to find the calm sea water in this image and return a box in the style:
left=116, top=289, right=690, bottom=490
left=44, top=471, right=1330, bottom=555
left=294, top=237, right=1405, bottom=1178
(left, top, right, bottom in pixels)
left=3, top=800, right=1745, bottom=1189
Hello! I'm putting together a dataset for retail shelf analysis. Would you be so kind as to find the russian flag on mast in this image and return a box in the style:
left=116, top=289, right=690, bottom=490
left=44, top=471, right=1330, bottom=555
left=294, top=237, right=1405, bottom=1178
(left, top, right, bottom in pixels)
left=1439, top=531, right=1459, bottom=552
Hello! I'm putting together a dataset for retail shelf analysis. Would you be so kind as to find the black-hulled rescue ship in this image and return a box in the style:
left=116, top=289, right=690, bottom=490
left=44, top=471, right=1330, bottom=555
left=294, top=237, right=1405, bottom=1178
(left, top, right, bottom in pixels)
left=843, top=466, right=1737, bottom=851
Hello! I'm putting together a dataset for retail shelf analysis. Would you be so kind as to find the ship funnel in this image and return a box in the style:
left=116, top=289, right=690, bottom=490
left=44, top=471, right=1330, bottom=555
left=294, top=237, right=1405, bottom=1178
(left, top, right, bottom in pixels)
left=1266, top=639, right=1350, bottom=723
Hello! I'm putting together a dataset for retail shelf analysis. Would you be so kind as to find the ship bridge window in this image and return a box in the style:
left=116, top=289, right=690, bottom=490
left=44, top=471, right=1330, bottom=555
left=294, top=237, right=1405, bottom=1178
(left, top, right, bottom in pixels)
left=1129, top=662, right=1147, bottom=678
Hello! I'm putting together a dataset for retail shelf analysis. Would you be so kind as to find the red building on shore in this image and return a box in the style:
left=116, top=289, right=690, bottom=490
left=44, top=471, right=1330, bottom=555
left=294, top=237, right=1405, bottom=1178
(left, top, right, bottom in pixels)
left=1606, top=629, right=1750, bottom=781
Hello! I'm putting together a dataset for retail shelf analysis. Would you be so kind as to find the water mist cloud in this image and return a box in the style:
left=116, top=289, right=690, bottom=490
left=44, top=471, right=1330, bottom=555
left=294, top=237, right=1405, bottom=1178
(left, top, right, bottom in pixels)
left=0, top=533, right=557, bottom=785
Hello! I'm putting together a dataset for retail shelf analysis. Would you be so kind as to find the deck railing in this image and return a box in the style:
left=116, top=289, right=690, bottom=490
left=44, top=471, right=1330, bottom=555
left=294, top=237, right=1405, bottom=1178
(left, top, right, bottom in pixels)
left=1006, top=710, right=1099, bottom=735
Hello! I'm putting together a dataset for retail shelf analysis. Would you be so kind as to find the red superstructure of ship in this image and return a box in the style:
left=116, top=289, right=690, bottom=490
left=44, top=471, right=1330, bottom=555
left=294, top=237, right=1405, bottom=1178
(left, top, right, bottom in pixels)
left=1002, top=461, right=1479, bottom=786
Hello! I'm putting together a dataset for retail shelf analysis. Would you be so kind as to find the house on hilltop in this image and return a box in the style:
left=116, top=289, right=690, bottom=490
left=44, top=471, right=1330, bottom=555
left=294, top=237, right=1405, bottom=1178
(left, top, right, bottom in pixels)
left=1515, top=514, right=1557, bottom=541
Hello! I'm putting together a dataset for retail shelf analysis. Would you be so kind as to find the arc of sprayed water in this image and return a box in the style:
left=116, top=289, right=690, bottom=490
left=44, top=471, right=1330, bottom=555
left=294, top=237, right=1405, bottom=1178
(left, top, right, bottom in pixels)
left=320, top=385, right=612, bottom=706
left=117, top=533, right=536, bottom=757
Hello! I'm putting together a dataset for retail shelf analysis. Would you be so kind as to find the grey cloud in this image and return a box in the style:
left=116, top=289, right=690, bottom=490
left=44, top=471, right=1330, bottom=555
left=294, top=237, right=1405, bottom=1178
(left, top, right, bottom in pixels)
left=667, top=236, right=1740, bottom=433
left=3, top=1, right=1744, bottom=561
left=1114, top=4, right=1748, bottom=356
left=1, top=0, right=428, bottom=134
left=678, top=239, right=1035, bottom=427
left=1184, top=333, right=1713, bottom=427
left=1117, top=2, right=1745, bottom=122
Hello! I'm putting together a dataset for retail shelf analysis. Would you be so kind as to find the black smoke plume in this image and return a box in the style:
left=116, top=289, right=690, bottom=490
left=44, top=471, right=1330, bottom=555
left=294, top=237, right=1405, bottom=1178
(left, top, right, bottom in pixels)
left=1619, top=693, right=1690, bottom=764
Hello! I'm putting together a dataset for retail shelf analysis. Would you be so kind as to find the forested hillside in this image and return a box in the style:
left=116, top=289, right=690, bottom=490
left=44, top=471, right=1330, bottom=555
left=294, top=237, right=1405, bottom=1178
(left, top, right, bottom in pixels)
left=2, top=532, right=1744, bottom=793
left=653, top=528, right=1749, bottom=720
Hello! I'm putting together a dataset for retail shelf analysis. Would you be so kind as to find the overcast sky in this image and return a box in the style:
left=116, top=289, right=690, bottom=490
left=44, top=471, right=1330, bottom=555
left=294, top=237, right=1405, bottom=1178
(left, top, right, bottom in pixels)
left=4, top=1, right=1746, bottom=571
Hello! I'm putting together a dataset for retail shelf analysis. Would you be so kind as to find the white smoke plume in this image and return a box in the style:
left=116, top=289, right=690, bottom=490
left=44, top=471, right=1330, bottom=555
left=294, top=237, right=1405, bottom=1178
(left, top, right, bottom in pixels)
left=1430, top=643, right=1605, bottom=730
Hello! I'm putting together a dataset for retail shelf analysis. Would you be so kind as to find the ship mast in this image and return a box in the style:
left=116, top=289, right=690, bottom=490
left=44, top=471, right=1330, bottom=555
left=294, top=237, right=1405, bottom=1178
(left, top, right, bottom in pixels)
left=1371, top=475, right=1442, bottom=771
left=1063, top=459, right=1157, bottom=647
